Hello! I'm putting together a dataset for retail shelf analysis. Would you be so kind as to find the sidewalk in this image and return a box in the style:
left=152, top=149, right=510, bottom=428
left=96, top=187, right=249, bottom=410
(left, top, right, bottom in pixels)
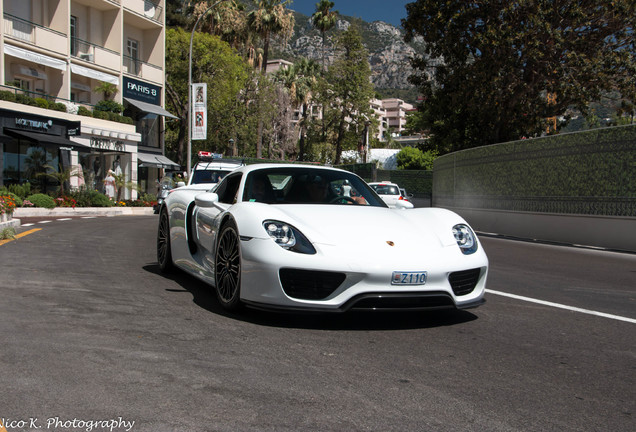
left=1, top=206, right=156, bottom=230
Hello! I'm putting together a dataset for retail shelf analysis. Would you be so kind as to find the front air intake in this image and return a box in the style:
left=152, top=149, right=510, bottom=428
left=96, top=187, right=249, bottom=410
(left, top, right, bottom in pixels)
left=449, top=268, right=481, bottom=296
left=279, top=268, right=346, bottom=300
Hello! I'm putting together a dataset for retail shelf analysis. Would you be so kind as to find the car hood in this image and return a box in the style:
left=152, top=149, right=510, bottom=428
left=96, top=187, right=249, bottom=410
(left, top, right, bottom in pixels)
left=234, top=203, right=462, bottom=252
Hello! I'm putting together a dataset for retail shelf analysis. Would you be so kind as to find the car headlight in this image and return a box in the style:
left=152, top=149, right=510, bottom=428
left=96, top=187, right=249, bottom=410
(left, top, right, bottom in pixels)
left=263, top=220, right=316, bottom=254
left=452, top=224, right=478, bottom=255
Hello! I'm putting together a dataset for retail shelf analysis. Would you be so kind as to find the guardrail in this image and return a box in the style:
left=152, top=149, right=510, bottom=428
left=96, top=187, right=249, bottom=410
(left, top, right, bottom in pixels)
left=123, top=55, right=163, bottom=83
left=71, top=38, right=120, bottom=70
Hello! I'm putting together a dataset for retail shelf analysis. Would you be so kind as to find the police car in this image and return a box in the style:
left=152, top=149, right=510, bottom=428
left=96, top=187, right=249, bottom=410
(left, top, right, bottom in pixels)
left=186, top=151, right=244, bottom=190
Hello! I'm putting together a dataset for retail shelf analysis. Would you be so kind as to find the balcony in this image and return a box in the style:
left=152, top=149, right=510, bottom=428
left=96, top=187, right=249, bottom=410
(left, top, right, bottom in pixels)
left=124, top=0, right=163, bottom=26
left=0, top=84, right=133, bottom=126
left=71, top=38, right=121, bottom=72
left=3, top=13, right=68, bottom=56
left=123, top=55, right=163, bottom=84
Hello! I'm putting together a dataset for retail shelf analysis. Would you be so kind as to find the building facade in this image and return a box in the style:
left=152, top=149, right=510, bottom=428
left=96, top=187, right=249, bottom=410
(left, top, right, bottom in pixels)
left=381, top=98, right=414, bottom=138
left=0, top=0, right=177, bottom=199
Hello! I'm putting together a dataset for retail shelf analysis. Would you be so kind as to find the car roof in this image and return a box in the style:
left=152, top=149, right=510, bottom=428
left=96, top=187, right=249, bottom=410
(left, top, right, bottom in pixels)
left=230, top=163, right=353, bottom=176
left=194, top=161, right=243, bottom=169
left=369, top=181, right=399, bottom=187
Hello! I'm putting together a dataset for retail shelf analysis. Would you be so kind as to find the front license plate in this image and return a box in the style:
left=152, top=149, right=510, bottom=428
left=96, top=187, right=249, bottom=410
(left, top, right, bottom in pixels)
left=391, top=271, right=427, bottom=285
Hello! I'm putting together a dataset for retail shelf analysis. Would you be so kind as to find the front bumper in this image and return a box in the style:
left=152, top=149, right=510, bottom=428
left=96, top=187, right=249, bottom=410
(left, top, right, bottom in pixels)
left=238, top=237, right=488, bottom=312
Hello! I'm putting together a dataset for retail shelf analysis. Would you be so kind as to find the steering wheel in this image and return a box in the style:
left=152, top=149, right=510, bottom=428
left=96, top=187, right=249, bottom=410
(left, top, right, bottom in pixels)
left=329, top=196, right=358, bottom=205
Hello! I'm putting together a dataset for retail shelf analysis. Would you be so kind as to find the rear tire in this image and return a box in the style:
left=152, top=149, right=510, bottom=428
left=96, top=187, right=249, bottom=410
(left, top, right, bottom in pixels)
left=215, top=220, right=242, bottom=311
left=157, top=208, right=173, bottom=272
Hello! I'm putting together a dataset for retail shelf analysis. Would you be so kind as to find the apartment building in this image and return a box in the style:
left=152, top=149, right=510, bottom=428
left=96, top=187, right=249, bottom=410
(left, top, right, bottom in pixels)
left=370, top=98, right=387, bottom=141
left=382, top=98, right=414, bottom=137
left=0, top=0, right=176, bottom=199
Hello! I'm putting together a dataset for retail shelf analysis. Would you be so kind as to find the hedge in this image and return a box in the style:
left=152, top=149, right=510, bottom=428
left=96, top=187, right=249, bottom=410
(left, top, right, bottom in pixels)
left=433, top=125, right=636, bottom=216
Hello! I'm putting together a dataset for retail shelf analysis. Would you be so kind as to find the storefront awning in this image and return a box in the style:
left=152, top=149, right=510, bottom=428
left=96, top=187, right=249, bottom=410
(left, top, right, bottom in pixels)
left=4, top=128, right=90, bottom=151
left=137, top=152, right=180, bottom=169
left=4, top=44, right=67, bottom=71
left=70, top=64, right=119, bottom=85
left=124, top=98, right=178, bottom=119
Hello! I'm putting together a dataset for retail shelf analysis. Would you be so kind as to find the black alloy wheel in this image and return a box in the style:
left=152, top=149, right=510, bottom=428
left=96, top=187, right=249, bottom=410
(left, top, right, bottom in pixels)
left=215, top=220, right=242, bottom=311
left=157, top=208, right=173, bottom=272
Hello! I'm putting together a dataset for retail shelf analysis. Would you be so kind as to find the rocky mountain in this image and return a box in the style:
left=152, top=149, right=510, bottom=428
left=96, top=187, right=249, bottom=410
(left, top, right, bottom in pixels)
left=271, top=12, right=428, bottom=103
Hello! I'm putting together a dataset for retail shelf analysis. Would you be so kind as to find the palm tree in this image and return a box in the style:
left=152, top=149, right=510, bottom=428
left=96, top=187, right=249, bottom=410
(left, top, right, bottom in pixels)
left=247, top=0, right=294, bottom=74
left=274, top=59, right=322, bottom=160
left=311, top=0, right=338, bottom=69
left=247, top=0, right=294, bottom=159
left=113, top=172, right=139, bottom=202
left=94, top=81, right=118, bottom=100
left=40, top=164, right=79, bottom=196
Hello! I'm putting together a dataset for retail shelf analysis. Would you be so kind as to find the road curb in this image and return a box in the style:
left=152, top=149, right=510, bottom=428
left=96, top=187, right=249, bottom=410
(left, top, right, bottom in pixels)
left=13, top=207, right=156, bottom=217
left=1, top=207, right=156, bottom=231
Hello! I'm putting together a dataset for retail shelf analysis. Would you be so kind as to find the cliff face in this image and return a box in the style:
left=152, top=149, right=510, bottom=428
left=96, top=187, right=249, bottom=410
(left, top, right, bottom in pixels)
left=276, top=13, right=428, bottom=94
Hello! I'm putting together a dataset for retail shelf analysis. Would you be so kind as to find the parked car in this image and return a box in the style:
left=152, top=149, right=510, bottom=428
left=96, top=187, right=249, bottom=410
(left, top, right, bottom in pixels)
left=368, top=181, right=415, bottom=209
left=157, top=164, right=488, bottom=313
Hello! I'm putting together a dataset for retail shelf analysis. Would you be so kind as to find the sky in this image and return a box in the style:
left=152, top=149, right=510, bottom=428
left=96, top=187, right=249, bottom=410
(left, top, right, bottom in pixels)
left=288, top=0, right=412, bottom=28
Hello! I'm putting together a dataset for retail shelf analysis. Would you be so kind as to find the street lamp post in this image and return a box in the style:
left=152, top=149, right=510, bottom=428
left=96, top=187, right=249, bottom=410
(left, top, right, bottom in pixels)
left=187, top=0, right=228, bottom=176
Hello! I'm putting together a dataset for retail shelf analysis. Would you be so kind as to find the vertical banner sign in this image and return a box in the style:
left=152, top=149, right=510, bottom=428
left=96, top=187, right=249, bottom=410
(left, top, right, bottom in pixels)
left=191, top=83, right=207, bottom=140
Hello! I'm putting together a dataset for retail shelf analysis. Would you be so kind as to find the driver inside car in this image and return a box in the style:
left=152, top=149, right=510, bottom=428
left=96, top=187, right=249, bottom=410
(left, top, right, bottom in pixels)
left=306, top=176, right=330, bottom=202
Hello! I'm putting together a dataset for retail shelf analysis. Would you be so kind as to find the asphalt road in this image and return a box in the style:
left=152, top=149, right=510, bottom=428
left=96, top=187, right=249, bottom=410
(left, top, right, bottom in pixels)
left=1, top=215, right=634, bottom=432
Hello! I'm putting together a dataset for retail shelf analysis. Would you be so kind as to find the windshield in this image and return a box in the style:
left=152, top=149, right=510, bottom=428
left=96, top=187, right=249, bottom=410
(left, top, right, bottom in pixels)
left=190, top=169, right=232, bottom=185
left=371, top=184, right=400, bottom=195
left=242, top=167, right=386, bottom=207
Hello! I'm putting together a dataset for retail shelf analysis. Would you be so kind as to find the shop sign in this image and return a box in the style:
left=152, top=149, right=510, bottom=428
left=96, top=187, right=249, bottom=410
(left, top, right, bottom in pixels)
left=15, top=118, right=53, bottom=132
left=90, top=137, right=124, bottom=151
left=123, top=77, right=161, bottom=105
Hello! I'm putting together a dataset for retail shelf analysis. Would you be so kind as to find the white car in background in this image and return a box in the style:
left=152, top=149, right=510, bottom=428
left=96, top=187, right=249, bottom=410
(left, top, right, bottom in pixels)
left=368, top=181, right=415, bottom=209
left=186, top=151, right=244, bottom=190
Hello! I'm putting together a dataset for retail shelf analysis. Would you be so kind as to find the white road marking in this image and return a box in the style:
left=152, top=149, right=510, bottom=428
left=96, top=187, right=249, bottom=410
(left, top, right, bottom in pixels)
left=57, top=218, right=72, bottom=221
left=20, top=223, right=35, bottom=227
left=486, top=289, right=636, bottom=324
left=81, top=216, right=97, bottom=219
left=38, top=220, right=52, bottom=224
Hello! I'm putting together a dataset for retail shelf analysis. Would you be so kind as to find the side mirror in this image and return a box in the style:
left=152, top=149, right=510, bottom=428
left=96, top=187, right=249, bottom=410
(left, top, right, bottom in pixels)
left=177, top=181, right=185, bottom=187
left=195, top=192, right=219, bottom=208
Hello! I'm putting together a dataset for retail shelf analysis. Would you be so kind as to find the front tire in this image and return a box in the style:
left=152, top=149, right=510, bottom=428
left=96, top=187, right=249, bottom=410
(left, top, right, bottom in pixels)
left=157, top=207, right=173, bottom=272
left=215, top=220, right=242, bottom=311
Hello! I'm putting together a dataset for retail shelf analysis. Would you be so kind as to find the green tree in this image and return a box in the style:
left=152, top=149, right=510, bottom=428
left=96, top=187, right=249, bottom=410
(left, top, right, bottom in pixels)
left=39, top=164, right=79, bottom=196
left=273, top=58, right=322, bottom=160
left=247, top=0, right=295, bottom=158
left=164, top=27, right=251, bottom=166
left=317, top=26, right=375, bottom=165
left=396, top=147, right=436, bottom=170
left=403, top=0, right=636, bottom=152
left=166, top=0, right=197, bottom=28
left=311, top=0, right=338, bottom=69
left=247, top=0, right=295, bottom=74
left=112, top=172, right=141, bottom=202
left=93, top=81, right=118, bottom=100
left=205, top=1, right=252, bottom=53
left=24, top=148, right=48, bottom=192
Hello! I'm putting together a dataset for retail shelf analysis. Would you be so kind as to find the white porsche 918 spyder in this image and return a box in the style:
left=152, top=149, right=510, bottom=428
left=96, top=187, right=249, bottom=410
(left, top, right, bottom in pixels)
left=157, top=164, right=488, bottom=312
